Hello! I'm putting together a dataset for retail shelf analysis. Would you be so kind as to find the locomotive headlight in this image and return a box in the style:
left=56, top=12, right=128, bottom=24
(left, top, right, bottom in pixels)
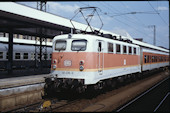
left=53, top=65, right=56, bottom=69
left=80, top=60, right=84, bottom=65
left=79, top=65, right=84, bottom=71
left=53, top=59, right=57, bottom=64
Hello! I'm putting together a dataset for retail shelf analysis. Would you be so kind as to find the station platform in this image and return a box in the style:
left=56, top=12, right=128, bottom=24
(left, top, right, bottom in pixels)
left=0, top=74, right=50, bottom=89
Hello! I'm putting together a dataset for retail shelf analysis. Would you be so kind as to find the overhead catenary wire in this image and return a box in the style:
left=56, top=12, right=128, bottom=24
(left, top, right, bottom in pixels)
left=120, top=1, right=146, bottom=27
left=98, top=2, right=168, bottom=45
left=147, top=0, right=168, bottom=25
left=78, top=1, right=169, bottom=46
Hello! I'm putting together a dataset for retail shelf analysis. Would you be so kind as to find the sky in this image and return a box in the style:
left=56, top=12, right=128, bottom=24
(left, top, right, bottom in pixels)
left=17, top=1, right=169, bottom=49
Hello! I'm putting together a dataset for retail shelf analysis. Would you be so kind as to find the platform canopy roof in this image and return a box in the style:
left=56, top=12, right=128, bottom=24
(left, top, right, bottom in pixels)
left=0, top=2, right=128, bottom=39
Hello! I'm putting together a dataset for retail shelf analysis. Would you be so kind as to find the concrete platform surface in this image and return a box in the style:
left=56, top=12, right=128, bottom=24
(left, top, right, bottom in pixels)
left=0, top=74, right=50, bottom=89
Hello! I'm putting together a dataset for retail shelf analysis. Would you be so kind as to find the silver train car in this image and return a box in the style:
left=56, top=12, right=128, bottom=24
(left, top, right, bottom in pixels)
left=0, top=37, right=52, bottom=70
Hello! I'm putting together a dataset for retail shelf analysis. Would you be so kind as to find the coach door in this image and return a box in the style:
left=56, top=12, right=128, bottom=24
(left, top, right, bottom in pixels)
left=97, top=40, right=104, bottom=75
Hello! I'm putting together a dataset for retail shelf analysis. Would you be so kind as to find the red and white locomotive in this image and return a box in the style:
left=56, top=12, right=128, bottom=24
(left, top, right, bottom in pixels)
left=44, top=32, right=169, bottom=93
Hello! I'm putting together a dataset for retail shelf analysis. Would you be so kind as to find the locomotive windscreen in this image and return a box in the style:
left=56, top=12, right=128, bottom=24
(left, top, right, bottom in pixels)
left=71, top=40, right=87, bottom=51
left=55, top=40, right=67, bottom=51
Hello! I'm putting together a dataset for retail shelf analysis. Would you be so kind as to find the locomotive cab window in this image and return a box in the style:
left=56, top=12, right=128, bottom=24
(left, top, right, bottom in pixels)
left=71, top=40, right=87, bottom=51
left=55, top=40, right=66, bottom=51
left=116, top=44, right=121, bottom=54
left=108, top=43, right=113, bottom=53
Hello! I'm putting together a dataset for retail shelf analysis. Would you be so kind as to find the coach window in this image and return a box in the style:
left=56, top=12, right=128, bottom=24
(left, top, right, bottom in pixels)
left=149, top=56, right=151, bottom=62
left=128, top=46, right=132, bottom=54
left=152, top=56, right=154, bottom=62
left=159, top=56, right=161, bottom=62
left=0, top=52, right=3, bottom=59
left=146, top=55, right=149, bottom=63
left=6, top=52, right=8, bottom=59
left=72, top=40, right=87, bottom=51
left=144, top=55, right=147, bottom=63
left=50, top=54, right=52, bottom=59
left=55, top=40, right=66, bottom=51
left=15, top=53, right=21, bottom=59
left=134, top=47, right=136, bottom=55
left=43, top=53, right=47, bottom=60
left=123, top=45, right=127, bottom=54
left=116, top=44, right=121, bottom=54
left=31, top=53, right=35, bottom=60
left=23, top=53, right=28, bottom=59
left=38, top=53, right=40, bottom=60
left=108, top=42, right=113, bottom=53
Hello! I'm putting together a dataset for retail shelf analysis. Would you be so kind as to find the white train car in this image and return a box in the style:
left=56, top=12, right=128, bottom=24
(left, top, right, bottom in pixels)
left=45, top=33, right=143, bottom=93
left=45, top=32, right=169, bottom=94
left=133, top=40, right=169, bottom=72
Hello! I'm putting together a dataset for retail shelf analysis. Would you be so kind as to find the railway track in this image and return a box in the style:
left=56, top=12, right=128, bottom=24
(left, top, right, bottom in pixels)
left=6, top=69, right=169, bottom=112
left=9, top=98, right=81, bottom=112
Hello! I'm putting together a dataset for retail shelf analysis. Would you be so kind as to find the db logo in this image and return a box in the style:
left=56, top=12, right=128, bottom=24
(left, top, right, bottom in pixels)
left=64, top=60, right=72, bottom=66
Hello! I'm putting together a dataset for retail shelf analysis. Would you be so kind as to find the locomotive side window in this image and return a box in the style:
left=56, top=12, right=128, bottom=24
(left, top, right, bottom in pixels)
left=128, top=46, right=132, bottom=54
left=0, top=52, right=3, bottom=59
left=108, top=43, right=113, bottom=53
left=71, top=40, right=87, bottom=51
left=123, top=45, right=127, bottom=54
left=23, top=53, right=28, bottom=59
left=15, top=53, right=21, bottom=59
left=55, top=40, right=66, bottom=51
left=116, top=44, right=121, bottom=54
left=134, top=47, right=136, bottom=55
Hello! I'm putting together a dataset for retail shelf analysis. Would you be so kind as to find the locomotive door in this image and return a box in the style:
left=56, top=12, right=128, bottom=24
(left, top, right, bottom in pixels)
left=97, top=41, right=104, bottom=75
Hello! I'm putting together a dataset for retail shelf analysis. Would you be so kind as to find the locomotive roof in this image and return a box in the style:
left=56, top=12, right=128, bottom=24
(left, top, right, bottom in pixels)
left=53, top=34, right=169, bottom=53
left=53, top=34, right=138, bottom=47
